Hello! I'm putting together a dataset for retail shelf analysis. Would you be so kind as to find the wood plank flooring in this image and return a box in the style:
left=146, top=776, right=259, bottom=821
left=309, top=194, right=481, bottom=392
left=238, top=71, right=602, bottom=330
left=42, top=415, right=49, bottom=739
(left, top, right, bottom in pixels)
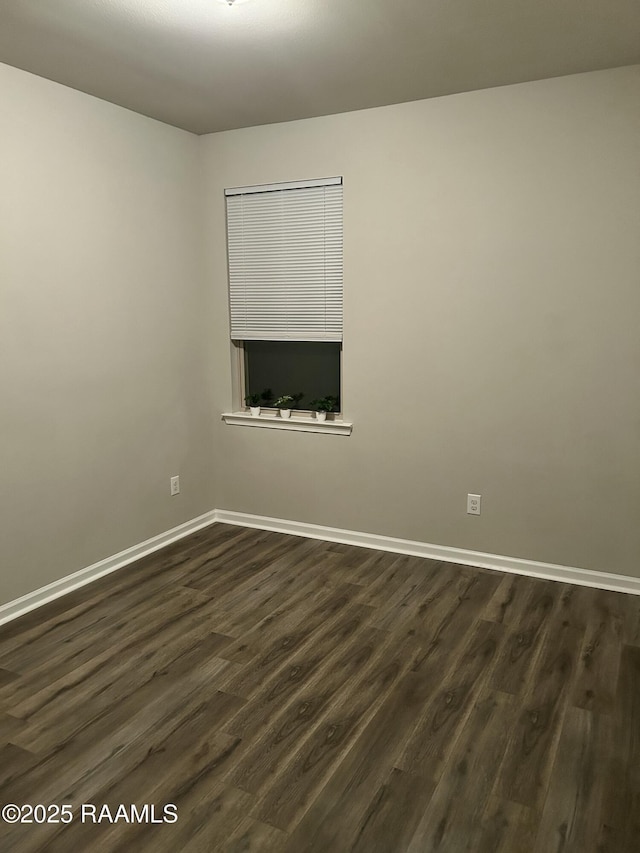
left=0, top=523, right=638, bottom=852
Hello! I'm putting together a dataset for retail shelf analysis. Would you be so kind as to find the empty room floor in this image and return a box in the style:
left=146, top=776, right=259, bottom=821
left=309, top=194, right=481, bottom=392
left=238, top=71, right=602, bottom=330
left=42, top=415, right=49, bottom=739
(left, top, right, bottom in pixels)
left=0, top=523, right=638, bottom=852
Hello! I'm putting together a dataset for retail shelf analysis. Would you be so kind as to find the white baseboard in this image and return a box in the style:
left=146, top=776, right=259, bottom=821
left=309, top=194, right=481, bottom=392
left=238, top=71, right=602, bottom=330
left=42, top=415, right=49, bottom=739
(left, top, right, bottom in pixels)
left=0, top=511, right=218, bottom=627
left=214, top=509, right=640, bottom=597
left=2, top=506, right=638, bottom=628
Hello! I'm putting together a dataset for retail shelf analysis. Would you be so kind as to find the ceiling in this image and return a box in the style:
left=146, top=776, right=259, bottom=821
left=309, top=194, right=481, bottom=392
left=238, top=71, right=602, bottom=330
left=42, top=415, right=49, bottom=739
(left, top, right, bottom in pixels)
left=1, top=0, right=638, bottom=135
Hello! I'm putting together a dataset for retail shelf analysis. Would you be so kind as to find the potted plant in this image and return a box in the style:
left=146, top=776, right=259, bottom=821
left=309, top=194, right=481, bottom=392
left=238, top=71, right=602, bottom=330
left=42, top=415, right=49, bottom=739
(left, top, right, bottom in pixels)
left=244, top=392, right=261, bottom=417
left=273, top=392, right=303, bottom=419
left=310, top=396, right=338, bottom=422
left=244, top=388, right=273, bottom=417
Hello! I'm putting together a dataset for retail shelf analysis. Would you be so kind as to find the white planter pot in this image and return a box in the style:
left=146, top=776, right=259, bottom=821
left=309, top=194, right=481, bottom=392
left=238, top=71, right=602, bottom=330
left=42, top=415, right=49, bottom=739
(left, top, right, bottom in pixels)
left=315, top=411, right=327, bottom=422
left=279, top=409, right=291, bottom=419
left=249, top=406, right=260, bottom=417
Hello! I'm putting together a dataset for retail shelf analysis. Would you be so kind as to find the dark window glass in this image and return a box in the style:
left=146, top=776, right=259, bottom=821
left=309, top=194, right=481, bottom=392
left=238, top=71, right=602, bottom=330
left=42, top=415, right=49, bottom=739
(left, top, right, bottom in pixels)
left=244, top=341, right=341, bottom=410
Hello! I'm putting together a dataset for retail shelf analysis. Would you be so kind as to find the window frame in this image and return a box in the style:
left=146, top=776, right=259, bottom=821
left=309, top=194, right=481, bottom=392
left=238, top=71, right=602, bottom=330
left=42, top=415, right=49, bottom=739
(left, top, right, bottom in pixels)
left=224, top=177, right=349, bottom=433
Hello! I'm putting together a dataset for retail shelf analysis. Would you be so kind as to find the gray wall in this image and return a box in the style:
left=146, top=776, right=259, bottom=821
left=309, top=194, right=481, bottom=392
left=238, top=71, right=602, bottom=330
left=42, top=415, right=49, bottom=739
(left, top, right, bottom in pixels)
left=202, top=66, right=640, bottom=578
left=0, top=63, right=215, bottom=604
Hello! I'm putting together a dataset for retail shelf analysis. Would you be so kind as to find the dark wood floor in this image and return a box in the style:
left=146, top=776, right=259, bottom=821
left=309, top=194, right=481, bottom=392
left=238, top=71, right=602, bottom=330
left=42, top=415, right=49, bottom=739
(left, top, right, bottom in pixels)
left=0, top=524, right=639, bottom=852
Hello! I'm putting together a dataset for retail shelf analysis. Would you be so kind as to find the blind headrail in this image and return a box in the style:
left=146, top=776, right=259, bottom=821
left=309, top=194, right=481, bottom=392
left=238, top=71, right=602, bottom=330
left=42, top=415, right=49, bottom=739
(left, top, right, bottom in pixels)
left=225, top=176, right=342, bottom=197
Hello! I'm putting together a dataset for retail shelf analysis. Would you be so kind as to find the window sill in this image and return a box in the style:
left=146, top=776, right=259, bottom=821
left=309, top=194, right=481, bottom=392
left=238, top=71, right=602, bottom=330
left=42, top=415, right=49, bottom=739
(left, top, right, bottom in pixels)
left=221, top=412, right=353, bottom=436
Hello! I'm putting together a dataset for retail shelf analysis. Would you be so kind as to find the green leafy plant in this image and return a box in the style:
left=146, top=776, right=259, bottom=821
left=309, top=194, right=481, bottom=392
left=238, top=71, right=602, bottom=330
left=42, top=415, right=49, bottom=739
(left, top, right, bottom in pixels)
left=273, top=395, right=294, bottom=410
left=273, top=392, right=304, bottom=410
left=245, top=388, right=273, bottom=407
left=310, top=395, right=338, bottom=413
left=245, top=392, right=261, bottom=407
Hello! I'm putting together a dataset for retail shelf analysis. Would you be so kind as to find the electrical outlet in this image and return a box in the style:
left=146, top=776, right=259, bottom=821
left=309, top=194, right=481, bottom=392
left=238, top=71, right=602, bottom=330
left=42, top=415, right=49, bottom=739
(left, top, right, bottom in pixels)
left=170, top=475, right=180, bottom=496
left=467, top=494, right=481, bottom=515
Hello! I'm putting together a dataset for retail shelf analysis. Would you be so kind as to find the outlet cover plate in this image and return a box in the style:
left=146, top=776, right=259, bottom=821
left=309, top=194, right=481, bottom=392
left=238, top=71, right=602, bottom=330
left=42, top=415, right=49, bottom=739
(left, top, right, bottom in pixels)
left=467, top=494, right=481, bottom=515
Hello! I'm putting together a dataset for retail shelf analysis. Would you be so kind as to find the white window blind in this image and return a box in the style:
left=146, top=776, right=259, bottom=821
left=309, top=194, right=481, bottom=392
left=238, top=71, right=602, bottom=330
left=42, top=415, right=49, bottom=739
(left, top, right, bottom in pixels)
left=225, top=177, right=343, bottom=342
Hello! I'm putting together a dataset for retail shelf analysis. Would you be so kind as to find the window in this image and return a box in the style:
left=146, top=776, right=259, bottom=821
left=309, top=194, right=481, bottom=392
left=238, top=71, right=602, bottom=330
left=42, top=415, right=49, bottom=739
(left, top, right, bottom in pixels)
left=225, top=177, right=343, bottom=418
